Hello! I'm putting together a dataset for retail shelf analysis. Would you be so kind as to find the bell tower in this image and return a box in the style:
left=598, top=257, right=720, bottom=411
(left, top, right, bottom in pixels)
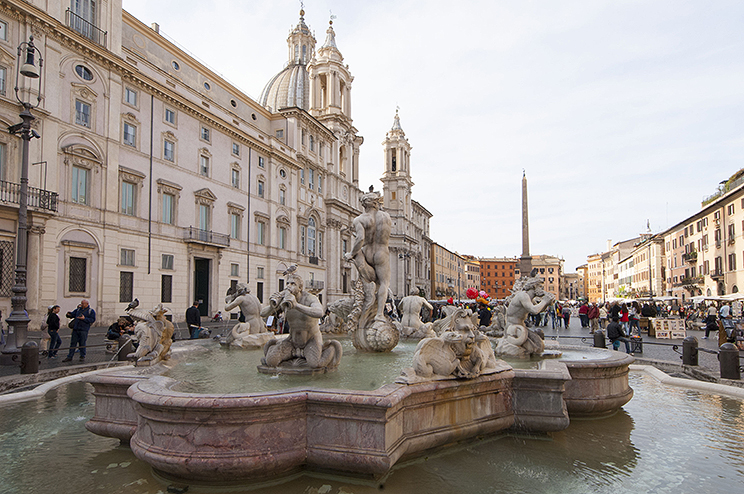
left=381, top=109, right=413, bottom=218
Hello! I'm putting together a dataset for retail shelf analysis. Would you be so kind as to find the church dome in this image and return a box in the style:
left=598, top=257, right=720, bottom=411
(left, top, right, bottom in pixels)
left=259, top=9, right=315, bottom=112
left=259, top=63, right=310, bottom=111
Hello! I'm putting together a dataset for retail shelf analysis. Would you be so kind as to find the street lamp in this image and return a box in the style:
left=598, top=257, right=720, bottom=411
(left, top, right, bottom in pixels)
left=2, top=36, right=43, bottom=358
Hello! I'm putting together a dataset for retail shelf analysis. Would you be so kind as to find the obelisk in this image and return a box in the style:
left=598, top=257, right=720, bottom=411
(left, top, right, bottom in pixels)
left=519, top=171, right=532, bottom=277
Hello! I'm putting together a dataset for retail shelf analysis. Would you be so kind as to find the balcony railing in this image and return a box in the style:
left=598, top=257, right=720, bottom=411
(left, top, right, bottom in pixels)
left=306, top=280, right=324, bottom=291
left=0, top=180, right=58, bottom=212
left=675, top=275, right=704, bottom=287
left=183, top=227, right=230, bottom=247
left=682, top=251, right=698, bottom=263
left=710, top=269, right=724, bottom=279
left=66, top=9, right=107, bottom=48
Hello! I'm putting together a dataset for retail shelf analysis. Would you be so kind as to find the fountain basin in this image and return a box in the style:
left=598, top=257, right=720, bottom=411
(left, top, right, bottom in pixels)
left=84, top=340, right=634, bottom=483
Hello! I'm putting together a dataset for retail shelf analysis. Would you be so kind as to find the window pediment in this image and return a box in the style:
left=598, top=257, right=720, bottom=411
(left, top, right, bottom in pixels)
left=119, top=165, right=146, bottom=183
left=71, top=82, right=98, bottom=101
left=227, top=201, right=245, bottom=213
left=163, top=130, right=177, bottom=141
left=156, top=178, right=182, bottom=194
left=123, top=112, right=140, bottom=124
left=253, top=211, right=270, bottom=221
left=199, top=147, right=212, bottom=157
left=194, top=188, right=216, bottom=204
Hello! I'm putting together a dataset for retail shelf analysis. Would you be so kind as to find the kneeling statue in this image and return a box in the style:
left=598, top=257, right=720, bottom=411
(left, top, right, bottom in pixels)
left=222, top=282, right=272, bottom=349
left=259, top=273, right=342, bottom=374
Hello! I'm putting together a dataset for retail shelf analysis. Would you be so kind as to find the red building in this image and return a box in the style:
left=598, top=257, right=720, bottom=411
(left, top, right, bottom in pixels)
left=479, top=257, right=518, bottom=300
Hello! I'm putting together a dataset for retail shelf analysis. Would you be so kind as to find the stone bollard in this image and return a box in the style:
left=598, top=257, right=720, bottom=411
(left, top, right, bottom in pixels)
left=719, top=343, right=741, bottom=380
left=21, top=341, right=39, bottom=374
left=118, top=336, right=135, bottom=361
left=593, top=330, right=606, bottom=348
left=683, top=336, right=698, bottom=366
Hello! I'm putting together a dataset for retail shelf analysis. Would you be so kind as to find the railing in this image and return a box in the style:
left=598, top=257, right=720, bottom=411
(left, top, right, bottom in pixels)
left=66, top=9, right=107, bottom=48
left=676, top=276, right=704, bottom=287
left=682, top=251, right=698, bottom=263
left=306, top=279, right=324, bottom=290
left=182, top=227, right=230, bottom=247
left=710, top=269, right=724, bottom=279
left=702, top=174, right=744, bottom=206
left=0, top=180, right=58, bottom=212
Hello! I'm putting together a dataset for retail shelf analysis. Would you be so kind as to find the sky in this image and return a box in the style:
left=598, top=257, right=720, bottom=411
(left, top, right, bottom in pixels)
left=122, top=0, right=744, bottom=272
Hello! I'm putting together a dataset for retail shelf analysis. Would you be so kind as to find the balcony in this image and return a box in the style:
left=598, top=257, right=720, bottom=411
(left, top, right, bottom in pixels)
left=183, top=227, right=230, bottom=247
left=710, top=269, right=724, bottom=280
left=306, top=280, right=324, bottom=291
left=675, top=275, right=704, bottom=287
left=0, top=180, right=58, bottom=212
left=682, top=251, right=697, bottom=263
left=66, top=9, right=107, bottom=48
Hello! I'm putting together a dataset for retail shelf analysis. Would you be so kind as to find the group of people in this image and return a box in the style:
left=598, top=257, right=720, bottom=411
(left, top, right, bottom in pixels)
left=42, top=299, right=97, bottom=361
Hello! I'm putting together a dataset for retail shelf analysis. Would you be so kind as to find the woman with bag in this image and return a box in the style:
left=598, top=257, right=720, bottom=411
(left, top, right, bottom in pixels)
left=46, top=305, right=61, bottom=358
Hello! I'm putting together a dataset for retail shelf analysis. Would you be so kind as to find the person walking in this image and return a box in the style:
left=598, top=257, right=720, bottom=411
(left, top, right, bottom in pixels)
left=599, top=303, right=608, bottom=329
left=63, top=299, right=96, bottom=362
left=620, top=303, right=630, bottom=335
left=562, top=305, right=571, bottom=329
left=186, top=301, right=202, bottom=339
left=703, top=312, right=718, bottom=339
left=587, top=302, right=599, bottom=334
left=46, top=305, right=61, bottom=358
left=578, top=302, right=589, bottom=328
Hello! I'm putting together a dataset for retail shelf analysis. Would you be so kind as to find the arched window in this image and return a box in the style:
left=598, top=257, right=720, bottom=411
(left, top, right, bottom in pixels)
left=302, top=45, right=307, bottom=63
left=734, top=285, right=739, bottom=293
left=308, top=217, right=316, bottom=257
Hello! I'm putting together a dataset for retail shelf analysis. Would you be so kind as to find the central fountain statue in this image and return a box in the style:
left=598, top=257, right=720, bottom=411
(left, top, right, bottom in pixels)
left=494, top=272, right=555, bottom=358
left=343, top=187, right=400, bottom=352
left=258, top=273, right=342, bottom=373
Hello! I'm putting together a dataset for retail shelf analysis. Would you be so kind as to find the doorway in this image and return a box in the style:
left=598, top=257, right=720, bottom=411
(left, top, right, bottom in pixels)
left=194, top=258, right=210, bottom=317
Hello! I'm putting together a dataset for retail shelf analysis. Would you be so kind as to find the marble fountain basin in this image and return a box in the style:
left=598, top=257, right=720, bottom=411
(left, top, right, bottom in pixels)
left=84, top=339, right=633, bottom=483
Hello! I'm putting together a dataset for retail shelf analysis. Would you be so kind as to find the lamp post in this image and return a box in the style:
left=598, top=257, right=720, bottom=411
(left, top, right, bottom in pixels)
left=2, top=36, right=43, bottom=358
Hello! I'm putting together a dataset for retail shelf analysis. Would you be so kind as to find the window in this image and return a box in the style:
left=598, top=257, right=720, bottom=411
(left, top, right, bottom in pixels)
left=69, top=257, right=87, bottom=292
left=0, top=143, right=6, bottom=182
left=279, top=169, right=286, bottom=179
left=279, top=226, right=287, bottom=249
left=275, top=129, right=284, bottom=139
left=200, top=126, right=210, bottom=142
left=300, top=169, right=305, bottom=185
left=0, top=66, right=6, bottom=96
left=258, top=156, right=265, bottom=168
left=279, top=188, right=286, bottom=206
left=257, top=179, right=264, bottom=198
left=203, top=82, right=211, bottom=91
left=729, top=223, right=736, bottom=240
left=302, top=129, right=306, bottom=146
left=199, top=204, right=210, bottom=231
left=162, top=193, right=174, bottom=224
left=121, top=181, right=135, bottom=215
left=230, top=213, right=240, bottom=239
left=120, top=272, right=134, bottom=303
left=230, top=263, right=239, bottom=277
left=319, top=142, right=323, bottom=158
left=300, top=225, right=305, bottom=254
left=120, top=248, right=135, bottom=266
left=318, top=175, right=323, bottom=194
left=728, top=204, right=735, bottom=215
left=165, top=107, right=176, bottom=125
left=75, top=100, right=91, bottom=127
left=75, top=65, right=93, bottom=81
left=729, top=253, right=737, bottom=272
left=161, top=275, right=172, bottom=303
left=232, top=142, right=240, bottom=156
left=71, top=166, right=89, bottom=204
left=257, top=221, right=265, bottom=245
left=161, top=254, right=174, bottom=270
left=124, top=87, right=137, bottom=106
left=318, top=231, right=323, bottom=258
left=309, top=135, right=314, bottom=151
left=308, top=169, right=314, bottom=190
left=257, top=267, right=264, bottom=279
left=0, top=20, right=7, bottom=41
left=231, top=168, right=240, bottom=188
left=342, top=239, right=348, bottom=255
left=308, top=217, right=316, bottom=256
left=123, top=122, right=136, bottom=147
left=70, top=0, right=98, bottom=40
left=164, top=139, right=175, bottom=161
left=200, top=155, right=210, bottom=176
left=171, top=60, right=180, bottom=71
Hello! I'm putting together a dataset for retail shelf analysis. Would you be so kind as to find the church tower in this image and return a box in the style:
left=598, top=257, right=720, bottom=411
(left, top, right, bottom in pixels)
left=381, top=109, right=413, bottom=218
left=308, top=18, right=362, bottom=185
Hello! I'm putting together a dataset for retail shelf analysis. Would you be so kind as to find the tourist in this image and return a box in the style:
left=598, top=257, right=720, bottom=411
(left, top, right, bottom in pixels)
left=629, top=301, right=641, bottom=336
left=562, top=305, right=571, bottom=328
left=607, top=316, right=633, bottom=354
left=641, top=302, right=656, bottom=318
left=62, top=299, right=96, bottom=362
left=587, top=302, right=599, bottom=334
left=548, top=303, right=557, bottom=329
left=578, top=302, right=589, bottom=328
left=46, top=305, right=61, bottom=359
left=620, top=303, right=630, bottom=334
left=609, top=301, right=621, bottom=320
left=703, top=312, right=718, bottom=339
left=107, top=316, right=134, bottom=340
left=719, top=302, right=731, bottom=320
left=599, top=303, right=608, bottom=328
left=478, top=302, right=492, bottom=328
left=186, top=301, right=202, bottom=339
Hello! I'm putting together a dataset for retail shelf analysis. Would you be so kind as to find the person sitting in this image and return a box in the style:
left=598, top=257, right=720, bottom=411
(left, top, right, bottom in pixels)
left=212, top=311, right=223, bottom=322
left=106, top=316, right=135, bottom=340
left=607, top=316, right=633, bottom=354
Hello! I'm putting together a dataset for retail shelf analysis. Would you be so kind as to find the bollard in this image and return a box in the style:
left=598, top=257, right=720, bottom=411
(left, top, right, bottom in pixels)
left=719, top=343, right=741, bottom=380
left=21, top=341, right=39, bottom=374
left=118, top=336, right=135, bottom=361
left=594, top=330, right=606, bottom=348
left=683, top=336, right=698, bottom=366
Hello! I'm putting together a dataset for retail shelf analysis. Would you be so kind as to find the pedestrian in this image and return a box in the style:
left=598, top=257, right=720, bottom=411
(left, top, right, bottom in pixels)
left=719, top=302, right=731, bottom=320
left=703, top=312, right=718, bottom=339
left=62, top=299, right=96, bottom=362
left=562, top=305, right=571, bottom=328
left=599, top=303, right=608, bottom=328
left=587, top=302, right=599, bottom=334
left=548, top=303, right=556, bottom=329
left=607, top=316, right=633, bottom=354
left=46, top=305, right=61, bottom=359
left=578, top=302, right=589, bottom=328
left=477, top=302, right=491, bottom=328
left=186, top=301, right=202, bottom=339
left=620, top=303, right=630, bottom=334
left=629, top=301, right=641, bottom=336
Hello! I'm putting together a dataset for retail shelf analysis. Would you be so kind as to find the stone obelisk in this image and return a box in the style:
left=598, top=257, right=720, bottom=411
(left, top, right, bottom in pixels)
left=519, top=171, right=532, bottom=277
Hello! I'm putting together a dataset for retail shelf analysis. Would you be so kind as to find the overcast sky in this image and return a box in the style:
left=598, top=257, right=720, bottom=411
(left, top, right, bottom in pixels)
left=123, top=0, right=744, bottom=271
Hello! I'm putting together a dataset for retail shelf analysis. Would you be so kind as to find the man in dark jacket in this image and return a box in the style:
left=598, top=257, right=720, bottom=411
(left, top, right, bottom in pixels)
left=607, top=316, right=632, bottom=354
left=186, top=301, right=202, bottom=339
left=63, top=299, right=96, bottom=361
